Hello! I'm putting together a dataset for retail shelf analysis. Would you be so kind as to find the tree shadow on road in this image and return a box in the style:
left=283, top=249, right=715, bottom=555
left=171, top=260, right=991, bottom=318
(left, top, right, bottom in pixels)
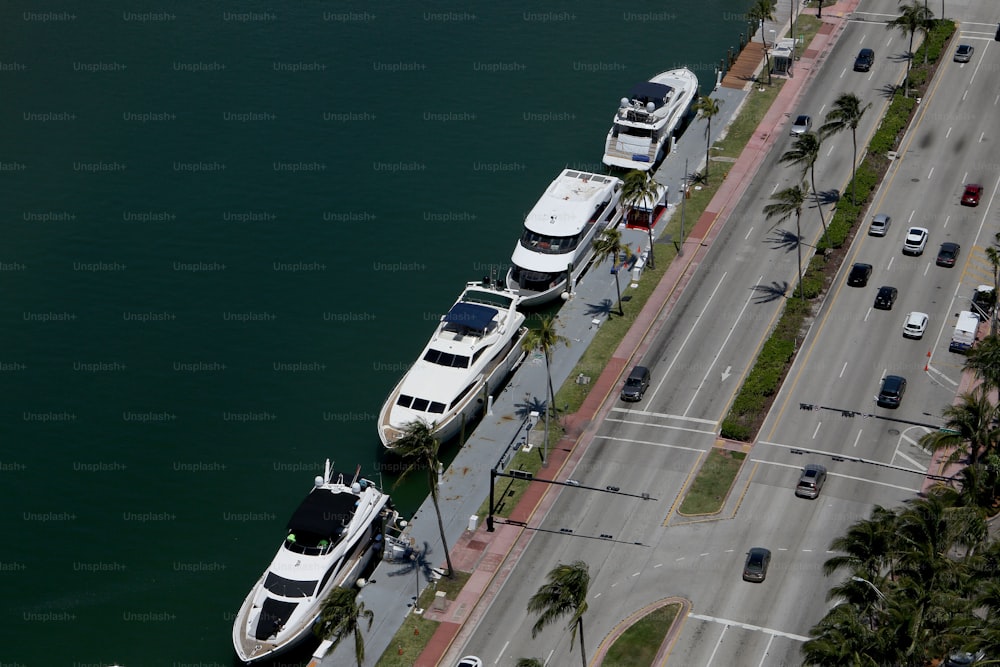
left=751, top=280, right=791, bottom=304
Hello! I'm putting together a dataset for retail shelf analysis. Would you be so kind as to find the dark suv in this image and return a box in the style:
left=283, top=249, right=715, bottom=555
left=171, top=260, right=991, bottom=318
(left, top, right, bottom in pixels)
left=620, top=365, right=650, bottom=402
left=854, top=48, right=875, bottom=72
left=877, top=375, right=907, bottom=409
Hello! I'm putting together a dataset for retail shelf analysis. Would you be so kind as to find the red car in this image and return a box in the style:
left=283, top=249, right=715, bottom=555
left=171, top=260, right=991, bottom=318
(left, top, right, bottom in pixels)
left=962, top=184, right=983, bottom=206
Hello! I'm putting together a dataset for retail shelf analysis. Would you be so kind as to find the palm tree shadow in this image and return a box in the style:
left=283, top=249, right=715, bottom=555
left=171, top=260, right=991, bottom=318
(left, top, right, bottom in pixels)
left=584, top=299, right=613, bottom=318
left=766, top=227, right=802, bottom=253
left=752, top=280, right=791, bottom=303
left=386, top=540, right=438, bottom=588
left=876, top=82, right=899, bottom=100
left=813, top=188, right=840, bottom=208
left=514, top=396, right=548, bottom=420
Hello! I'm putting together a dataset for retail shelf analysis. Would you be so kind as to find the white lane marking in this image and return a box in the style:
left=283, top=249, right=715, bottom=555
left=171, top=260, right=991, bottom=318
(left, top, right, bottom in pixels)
left=812, top=422, right=822, bottom=439
left=604, top=417, right=717, bottom=437
left=907, top=210, right=915, bottom=223
left=689, top=613, right=810, bottom=642
left=596, top=434, right=706, bottom=452
left=853, top=430, right=863, bottom=448
left=745, top=227, right=754, bottom=240
left=864, top=307, right=872, bottom=322
left=840, top=361, right=848, bottom=378
left=704, top=624, right=728, bottom=667
left=923, top=262, right=930, bottom=277
left=887, top=256, right=894, bottom=271
left=946, top=126, right=952, bottom=138
left=649, top=273, right=728, bottom=403
left=610, top=407, right=718, bottom=425
left=544, top=649, right=554, bottom=666
left=496, top=641, right=510, bottom=665
left=682, top=275, right=762, bottom=416
left=757, top=633, right=777, bottom=667
left=928, top=166, right=934, bottom=180
left=827, top=144, right=835, bottom=156
left=894, top=448, right=925, bottom=472
left=943, top=214, right=950, bottom=229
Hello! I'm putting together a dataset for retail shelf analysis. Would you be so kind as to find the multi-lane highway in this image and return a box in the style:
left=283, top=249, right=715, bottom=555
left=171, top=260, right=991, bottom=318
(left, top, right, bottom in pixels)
left=447, top=4, right=998, bottom=666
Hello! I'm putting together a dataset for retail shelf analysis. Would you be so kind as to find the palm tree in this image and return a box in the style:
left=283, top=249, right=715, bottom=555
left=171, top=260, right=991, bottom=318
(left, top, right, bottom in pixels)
left=985, top=235, right=1000, bottom=336
left=762, top=182, right=809, bottom=302
left=392, top=420, right=455, bottom=578
left=691, top=96, right=721, bottom=181
left=314, top=587, right=374, bottom=667
left=918, top=385, right=1000, bottom=467
left=965, top=334, right=1000, bottom=391
left=749, top=0, right=776, bottom=84
left=823, top=505, right=900, bottom=582
left=520, top=316, right=569, bottom=464
left=621, top=169, right=660, bottom=269
left=592, top=227, right=626, bottom=316
left=527, top=560, right=591, bottom=667
left=779, top=131, right=829, bottom=242
left=820, top=93, right=873, bottom=205
left=887, top=2, right=934, bottom=96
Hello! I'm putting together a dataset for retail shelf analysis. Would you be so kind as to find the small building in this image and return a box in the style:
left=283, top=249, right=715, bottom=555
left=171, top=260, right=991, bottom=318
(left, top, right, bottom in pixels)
left=769, top=38, right=795, bottom=77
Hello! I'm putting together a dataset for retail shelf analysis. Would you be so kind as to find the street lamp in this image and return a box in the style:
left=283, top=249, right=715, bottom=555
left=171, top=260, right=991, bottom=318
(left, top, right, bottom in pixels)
left=851, top=576, right=887, bottom=603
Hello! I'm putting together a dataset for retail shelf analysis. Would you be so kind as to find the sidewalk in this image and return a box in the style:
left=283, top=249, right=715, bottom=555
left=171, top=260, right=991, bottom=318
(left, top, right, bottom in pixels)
left=421, top=2, right=863, bottom=666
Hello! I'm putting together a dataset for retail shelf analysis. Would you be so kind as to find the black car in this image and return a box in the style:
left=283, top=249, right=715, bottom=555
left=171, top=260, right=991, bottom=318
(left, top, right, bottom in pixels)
left=877, top=375, right=907, bottom=409
left=936, top=242, right=961, bottom=268
left=743, top=547, right=771, bottom=582
left=854, top=48, right=875, bottom=72
left=874, top=286, right=898, bottom=310
left=847, top=263, right=873, bottom=287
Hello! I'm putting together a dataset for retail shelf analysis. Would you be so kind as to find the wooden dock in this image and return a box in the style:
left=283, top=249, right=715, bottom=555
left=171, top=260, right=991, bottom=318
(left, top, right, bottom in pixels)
left=721, top=42, right=767, bottom=90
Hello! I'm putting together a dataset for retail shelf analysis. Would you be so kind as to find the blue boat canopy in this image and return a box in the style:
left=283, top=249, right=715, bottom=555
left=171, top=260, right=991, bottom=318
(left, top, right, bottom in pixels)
left=627, top=82, right=672, bottom=110
left=444, top=302, right=497, bottom=332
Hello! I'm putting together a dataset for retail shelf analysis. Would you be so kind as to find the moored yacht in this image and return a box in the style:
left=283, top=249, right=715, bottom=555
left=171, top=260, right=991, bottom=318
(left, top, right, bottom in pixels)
left=602, top=67, right=699, bottom=171
left=505, top=169, right=624, bottom=306
left=232, top=461, right=394, bottom=664
left=378, top=280, right=527, bottom=448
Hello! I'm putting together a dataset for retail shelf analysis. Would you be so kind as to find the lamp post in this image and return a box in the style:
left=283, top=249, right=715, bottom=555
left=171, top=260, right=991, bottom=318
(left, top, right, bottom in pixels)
left=411, top=552, right=423, bottom=614
left=678, top=158, right=687, bottom=256
left=851, top=575, right=887, bottom=602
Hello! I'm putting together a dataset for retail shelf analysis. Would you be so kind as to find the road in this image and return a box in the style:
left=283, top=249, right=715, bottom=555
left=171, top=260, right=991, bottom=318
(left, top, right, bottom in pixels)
left=447, top=4, right=999, bottom=667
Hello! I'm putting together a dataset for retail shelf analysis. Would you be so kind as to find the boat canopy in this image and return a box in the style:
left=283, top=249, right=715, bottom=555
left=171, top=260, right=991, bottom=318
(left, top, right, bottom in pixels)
left=444, top=302, right=497, bottom=334
left=626, top=81, right=672, bottom=110
left=287, top=489, right=358, bottom=538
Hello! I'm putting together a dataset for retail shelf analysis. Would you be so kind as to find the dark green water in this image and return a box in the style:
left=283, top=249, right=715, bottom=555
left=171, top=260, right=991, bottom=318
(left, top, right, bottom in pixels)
left=1, top=1, right=748, bottom=664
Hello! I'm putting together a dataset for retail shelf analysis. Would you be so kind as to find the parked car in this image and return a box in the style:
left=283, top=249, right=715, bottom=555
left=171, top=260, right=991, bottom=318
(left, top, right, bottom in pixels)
left=868, top=213, right=891, bottom=236
left=874, top=286, right=898, bottom=310
left=620, top=365, right=651, bottom=402
left=847, top=263, right=873, bottom=287
left=962, top=184, right=983, bottom=206
left=902, top=312, right=928, bottom=339
left=795, top=464, right=828, bottom=499
left=954, top=44, right=975, bottom=63
left=936, top=242, right=961, bottom=267
left=877, top=375, right=907, bottom=409
left=743, top=547, right=772, bottom=582
left=902, top=227, right=928, bottom=255
left=854, top=48, right=875, bottom=71
left=790, top=114, right=812, bottom=136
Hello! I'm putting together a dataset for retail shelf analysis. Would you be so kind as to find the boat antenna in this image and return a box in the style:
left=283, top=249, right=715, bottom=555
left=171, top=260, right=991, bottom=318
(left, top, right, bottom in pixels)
left=351, top=463, right=361, bottom=486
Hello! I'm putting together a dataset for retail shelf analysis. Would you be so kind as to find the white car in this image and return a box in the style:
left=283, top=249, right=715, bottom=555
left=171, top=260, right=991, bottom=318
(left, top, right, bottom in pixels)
left=457, top=657, right=483, bottom=667
left=903, top=312, right=928, bottom=339
left=902, top=226, right=929, bottom=255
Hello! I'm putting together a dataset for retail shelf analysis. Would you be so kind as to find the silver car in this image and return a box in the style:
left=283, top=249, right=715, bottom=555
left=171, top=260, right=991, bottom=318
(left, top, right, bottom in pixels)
left=954, top=44, right=974, bottom=63
left=795, top=464, right=827, bottom=499
left=868, top=213, right=891, bottom=236
left=790, top=114, right=812, bottom=136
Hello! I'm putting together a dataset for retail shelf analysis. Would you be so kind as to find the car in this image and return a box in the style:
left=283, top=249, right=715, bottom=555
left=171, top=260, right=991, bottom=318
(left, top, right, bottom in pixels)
left=902, top=311, right=928, bottom=339
left=795, top=464, right=828, bottom=498
left=877, top=374, right=907, bottom=409
left=790, top=114, right=812, bottom=136
left=944, top=650, right=986, bottom=667
left=936, top=242, right=961, bottom=267
left=902, top=226, right=929, bottom=255
left=874, top=286, right=898, bottom=310
left=743, top=547, right=771, bottom=582
left=868, top=213, right=891, bottom=236
left=847, top=262, right=873, bottom=287
left=620, top=365, right=651, bottom=401
left=456, top=657, right=484, bottom=667
left=954, top=44, right=975, bottom=63
left=854, top=47, right=875, bottom=71
left=962, top=183, right=983, bottom=206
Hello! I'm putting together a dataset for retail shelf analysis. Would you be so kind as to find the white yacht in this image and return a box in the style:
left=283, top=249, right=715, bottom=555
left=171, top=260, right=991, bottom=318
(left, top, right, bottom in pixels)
left=232, top=461, right=394, bottom=664
left=378, top=280, right=527, bottom=448
left=602, top=67, right=699, bottom=171
left=505, top=169, right=624, bottom=306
